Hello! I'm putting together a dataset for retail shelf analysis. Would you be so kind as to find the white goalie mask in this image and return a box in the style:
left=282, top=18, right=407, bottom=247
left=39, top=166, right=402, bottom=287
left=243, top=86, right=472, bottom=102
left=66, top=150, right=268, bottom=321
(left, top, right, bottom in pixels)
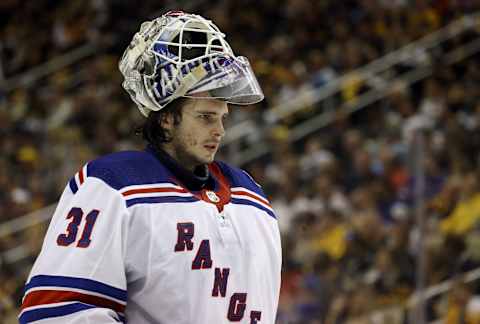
left=119, top=10, right=264, bottom=117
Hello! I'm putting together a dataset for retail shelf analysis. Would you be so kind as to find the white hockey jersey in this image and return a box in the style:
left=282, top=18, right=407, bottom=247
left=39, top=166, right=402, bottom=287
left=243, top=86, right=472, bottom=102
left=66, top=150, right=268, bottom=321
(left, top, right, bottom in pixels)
left=20, top=149, right=282, bottom=324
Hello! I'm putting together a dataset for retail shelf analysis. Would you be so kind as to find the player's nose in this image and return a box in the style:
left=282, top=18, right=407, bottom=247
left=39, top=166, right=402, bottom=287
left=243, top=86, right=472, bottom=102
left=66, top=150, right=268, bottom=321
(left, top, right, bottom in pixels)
left=211, top=119, right=225, bottom=139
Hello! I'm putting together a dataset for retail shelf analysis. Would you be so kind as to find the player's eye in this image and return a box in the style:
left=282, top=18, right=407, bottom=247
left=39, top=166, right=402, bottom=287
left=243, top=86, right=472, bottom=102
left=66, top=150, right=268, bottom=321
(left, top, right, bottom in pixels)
left=198, top=114, right=213, bottom=122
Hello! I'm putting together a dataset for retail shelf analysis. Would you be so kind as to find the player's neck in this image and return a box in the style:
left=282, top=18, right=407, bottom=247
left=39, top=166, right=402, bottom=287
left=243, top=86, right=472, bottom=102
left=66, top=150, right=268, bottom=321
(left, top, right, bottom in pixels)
left=148, top=144, right=212, bottom=191
left=160, top=145, right=196, bottom=173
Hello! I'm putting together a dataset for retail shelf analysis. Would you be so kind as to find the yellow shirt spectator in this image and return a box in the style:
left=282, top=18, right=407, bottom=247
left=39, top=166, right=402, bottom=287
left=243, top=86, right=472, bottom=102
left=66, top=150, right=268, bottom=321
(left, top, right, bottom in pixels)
left=441, top=193, right=480, bottom=236
left=311, top=224, right=348, bottom=260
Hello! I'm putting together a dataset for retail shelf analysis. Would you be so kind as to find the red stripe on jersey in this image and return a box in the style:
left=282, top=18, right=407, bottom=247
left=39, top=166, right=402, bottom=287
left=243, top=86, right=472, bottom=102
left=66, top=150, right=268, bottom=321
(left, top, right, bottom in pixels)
left=21, top=290, right=125, bottom=313
left=206, top=163, right=231, bottom=212
left=78, top=168, right=85, bottom=185
left=232, top=190, right=271, bottom=207
left=122, top=187, right=188, bottom=196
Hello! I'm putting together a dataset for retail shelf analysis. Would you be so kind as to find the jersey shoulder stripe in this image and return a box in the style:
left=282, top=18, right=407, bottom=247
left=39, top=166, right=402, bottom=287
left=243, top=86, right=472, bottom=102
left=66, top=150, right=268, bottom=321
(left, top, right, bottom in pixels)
left=231, top=187, right=271, bottom=207
left=231, top=197, right=276, bottom=219
left=230, top=187, right=275, bottom=219
left=215, top=161, right=268, bottom=200
left=120, top=182, right=199, bottom=207
left=126, top=195, right=199, bottom=207
left=69, top=163, right=88, bottom=194
left=216, top=162, right=276, bottom=218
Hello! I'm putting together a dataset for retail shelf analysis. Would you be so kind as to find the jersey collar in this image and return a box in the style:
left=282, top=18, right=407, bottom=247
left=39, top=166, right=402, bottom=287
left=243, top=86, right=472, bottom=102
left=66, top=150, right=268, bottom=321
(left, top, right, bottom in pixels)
left=146, top=145, right=215, bottom=191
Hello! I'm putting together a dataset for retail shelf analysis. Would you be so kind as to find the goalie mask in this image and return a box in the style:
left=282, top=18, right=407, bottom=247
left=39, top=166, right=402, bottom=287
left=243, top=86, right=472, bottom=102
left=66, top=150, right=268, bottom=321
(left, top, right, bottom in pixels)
left=119, top=11, right=264, bottom=117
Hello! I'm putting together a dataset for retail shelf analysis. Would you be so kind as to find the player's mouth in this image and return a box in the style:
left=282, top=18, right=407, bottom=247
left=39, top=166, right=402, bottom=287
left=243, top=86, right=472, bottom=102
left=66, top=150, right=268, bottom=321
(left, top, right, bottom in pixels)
left=204, top=143, right=219, bottom=152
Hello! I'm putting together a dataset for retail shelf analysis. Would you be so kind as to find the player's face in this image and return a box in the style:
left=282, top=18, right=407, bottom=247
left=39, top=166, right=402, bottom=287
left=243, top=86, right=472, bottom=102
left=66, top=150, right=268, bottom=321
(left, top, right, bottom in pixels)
left=163, top=98, right=229, bottom=171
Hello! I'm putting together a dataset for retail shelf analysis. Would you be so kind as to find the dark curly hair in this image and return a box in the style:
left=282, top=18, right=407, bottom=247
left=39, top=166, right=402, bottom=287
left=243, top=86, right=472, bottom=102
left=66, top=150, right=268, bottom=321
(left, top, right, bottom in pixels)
left=137, top=98, right=188, bottom=147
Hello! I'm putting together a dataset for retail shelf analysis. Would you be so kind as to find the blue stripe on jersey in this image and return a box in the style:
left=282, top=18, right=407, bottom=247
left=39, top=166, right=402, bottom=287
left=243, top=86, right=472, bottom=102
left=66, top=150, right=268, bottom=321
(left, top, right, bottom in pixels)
left=231, top=198, right=276, bottom=219
left=87, top=150, right=173, bottom=191
left=69, top=178, right=78, bottom=194
left=25, top=275, right=127, bottom=302
left=215, top=161, right=269, bottom=200
left=126, top=196, right=199, bottom=207
left=19, top=302, right=96, bottom=324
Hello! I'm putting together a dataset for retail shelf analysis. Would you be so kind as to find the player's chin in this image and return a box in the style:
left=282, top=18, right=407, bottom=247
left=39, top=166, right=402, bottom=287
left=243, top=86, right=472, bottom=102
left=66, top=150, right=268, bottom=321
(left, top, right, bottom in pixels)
left=203, top=154, right=216, bottom=164
left=200, top=151, right=216, bottom=164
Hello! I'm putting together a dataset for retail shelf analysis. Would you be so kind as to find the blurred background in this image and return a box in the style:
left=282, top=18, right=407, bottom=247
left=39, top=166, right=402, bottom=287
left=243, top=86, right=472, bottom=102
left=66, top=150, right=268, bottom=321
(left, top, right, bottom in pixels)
left=1, top=0, right=480, bottom=323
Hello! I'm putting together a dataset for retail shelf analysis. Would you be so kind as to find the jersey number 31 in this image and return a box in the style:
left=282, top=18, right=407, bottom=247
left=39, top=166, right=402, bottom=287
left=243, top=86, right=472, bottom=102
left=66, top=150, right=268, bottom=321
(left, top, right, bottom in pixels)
left=57, top=207, right=99, bottom=248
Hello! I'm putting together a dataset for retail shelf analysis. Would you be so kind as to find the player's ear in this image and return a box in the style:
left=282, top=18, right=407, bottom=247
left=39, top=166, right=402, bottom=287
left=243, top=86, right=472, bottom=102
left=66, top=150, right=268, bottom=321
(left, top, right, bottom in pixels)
left=159, top=112, right=175, bottom=130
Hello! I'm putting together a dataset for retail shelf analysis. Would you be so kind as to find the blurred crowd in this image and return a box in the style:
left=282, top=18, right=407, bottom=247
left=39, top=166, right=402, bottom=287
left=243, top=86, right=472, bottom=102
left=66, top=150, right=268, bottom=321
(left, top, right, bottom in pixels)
left=1, top=0, right=480, bottom=323
left=262, top=63, right=480, bottom=323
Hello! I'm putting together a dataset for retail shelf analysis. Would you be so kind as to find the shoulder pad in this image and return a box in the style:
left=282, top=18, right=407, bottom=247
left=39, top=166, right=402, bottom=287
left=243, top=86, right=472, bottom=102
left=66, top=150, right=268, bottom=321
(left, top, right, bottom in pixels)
left=69, top=150, right=173, bottom=193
